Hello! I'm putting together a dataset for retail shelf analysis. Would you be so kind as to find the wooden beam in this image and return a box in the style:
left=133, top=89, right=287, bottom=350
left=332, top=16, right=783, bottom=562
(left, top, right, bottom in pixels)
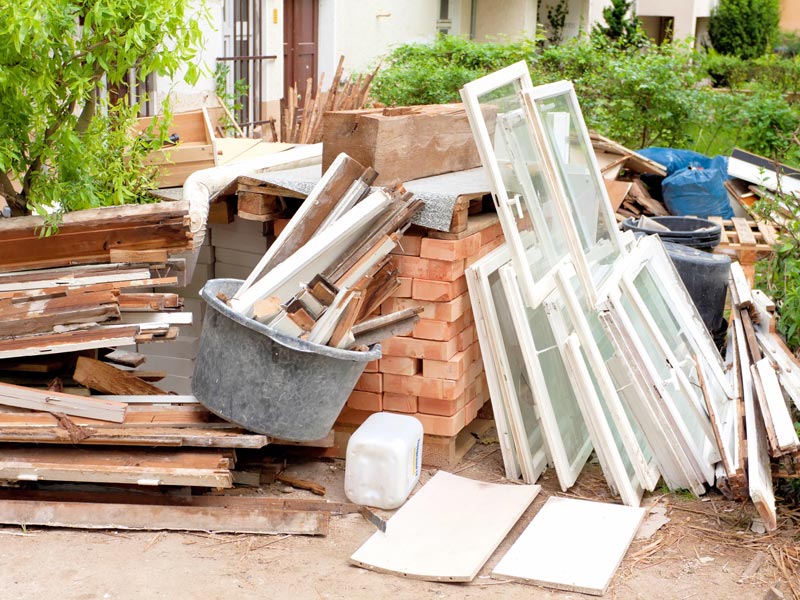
left=0, top=499, right=327, bottom=535
left=0, top=381, right=127, bottom=422
left=73, top=356, right=164, bottom=396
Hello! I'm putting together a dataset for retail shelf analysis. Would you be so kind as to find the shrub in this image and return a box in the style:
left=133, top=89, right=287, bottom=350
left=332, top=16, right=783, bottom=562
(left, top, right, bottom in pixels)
left=370, top=35, right=539, bottom=107
left=709, top=0, right=780, bottom=59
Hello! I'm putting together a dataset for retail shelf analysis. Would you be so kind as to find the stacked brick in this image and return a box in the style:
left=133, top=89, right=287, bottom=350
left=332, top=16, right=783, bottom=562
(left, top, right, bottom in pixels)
left=337, top=214, right=505, bottom=437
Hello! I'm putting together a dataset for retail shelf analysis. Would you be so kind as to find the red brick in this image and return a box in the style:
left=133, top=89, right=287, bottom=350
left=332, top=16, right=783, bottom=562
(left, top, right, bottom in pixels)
left=273, top=218, right=291, bottom=238
left=414, top=408, right=466, bottom=436
left=418, top=389, right=469, bottom=416
left=383, top=373, right=467, bottom=401
left=381, top=292, right=471, bottom=322
left=464, top=388, right=490, bottom=425
left=363, top=359, right=380, bottom=373
left=379, top=356, right=420, bottom=376
left=465, top=236, right=506, bottom=267
left=419, top=233, right=482, bottom=261
left=457, top=324, right=476, bottom=352
left=422, top=347, right=472, bottom=380
left=393, top=277, right=413, bottom=298
left=354, top=372, right=383, bottom=394
left=479, top=222, right=504, bottom=246
left=390, top=233, right=423, bottom=257
left=383, top=393, right=418, bottom=413
left=411, top=277, right=468, bottom=302
left=346, top=390, right=383, bottom=412
left=336, top=407, right=372, bottom=427
left=380, top=336, right=459, bottom=361
left=411, top=312, right=472, bottom=342
left=395, top=255, right=466, bottom=282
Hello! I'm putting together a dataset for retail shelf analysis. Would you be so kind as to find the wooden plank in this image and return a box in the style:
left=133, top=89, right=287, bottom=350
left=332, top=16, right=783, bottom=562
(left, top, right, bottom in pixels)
left=0, top=447, right=233, bottom=488
left=233, top=154, right=367, bottom=299
left=739, top=316, right=778, bottom=531
left=492, top=497, right=646, bottom=596
left=350, top=471, right=539, bottom=582
left=108, top=249, right=169, bottom=263
left=0, top=382, right=127, bottom=422
left=73, top=356, right=165, bottom=396
left=603, top=179, right=633, bottom=213
left=730, top=262, right=753, bottom=309
left=91, top=395, right=198, bottom=404
left=0, top=499, right=327, bottom=535
left=0, top=424, right=267, bottom=448
left=755, top=358, right=800, bottom=454
left=0, top=303, right=120, bottom=337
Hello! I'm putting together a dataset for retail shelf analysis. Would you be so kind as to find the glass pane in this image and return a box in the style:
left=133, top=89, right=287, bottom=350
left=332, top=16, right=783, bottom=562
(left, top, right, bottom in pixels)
left=477, top=84, right=572, bottom=281
left=488, top=269, right=546, bottom=456
left=534, top=92, right=621, bottom=285
left=619, top=290, right=708, bottom=447
left=526, top=295, right=587, bottom=460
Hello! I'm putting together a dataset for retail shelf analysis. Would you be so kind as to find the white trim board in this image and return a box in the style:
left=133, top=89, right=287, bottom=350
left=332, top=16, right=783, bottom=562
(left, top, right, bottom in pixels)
left=492, top=496, right=645, bottom=596
left=349, top=471, right=540, bottom=582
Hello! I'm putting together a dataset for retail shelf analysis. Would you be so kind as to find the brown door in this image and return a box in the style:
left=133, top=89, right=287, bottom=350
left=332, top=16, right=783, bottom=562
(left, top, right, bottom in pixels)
left=283, top=0, right=318, bottom=104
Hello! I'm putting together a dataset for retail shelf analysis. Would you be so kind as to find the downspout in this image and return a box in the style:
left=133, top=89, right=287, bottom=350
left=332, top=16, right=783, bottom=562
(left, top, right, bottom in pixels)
left=179, top=143, right=323, bottom=280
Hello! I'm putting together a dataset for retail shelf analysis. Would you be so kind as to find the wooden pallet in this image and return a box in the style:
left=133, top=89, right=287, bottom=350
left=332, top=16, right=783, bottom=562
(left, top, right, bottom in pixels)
left=709, top=217, right=778, bottom=284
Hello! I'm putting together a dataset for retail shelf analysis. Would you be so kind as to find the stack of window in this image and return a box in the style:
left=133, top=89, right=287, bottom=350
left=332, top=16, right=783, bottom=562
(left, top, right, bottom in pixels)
left=461, top=63, right=737, bottom=508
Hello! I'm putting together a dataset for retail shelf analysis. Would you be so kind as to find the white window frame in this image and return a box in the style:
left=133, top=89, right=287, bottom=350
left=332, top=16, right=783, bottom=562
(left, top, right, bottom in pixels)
left=499, top=265, right=592, bottom=490
left=466, top=245, right=546, bottom=483
left=460, top=62, right=595, bottom=310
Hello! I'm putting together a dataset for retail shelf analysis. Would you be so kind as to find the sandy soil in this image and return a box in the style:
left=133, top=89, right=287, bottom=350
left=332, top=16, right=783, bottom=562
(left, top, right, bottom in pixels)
left=0, top=440, right=797, bottom=600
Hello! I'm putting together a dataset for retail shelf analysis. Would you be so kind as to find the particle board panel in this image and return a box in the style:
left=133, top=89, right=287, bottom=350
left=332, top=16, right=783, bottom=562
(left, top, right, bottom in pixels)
left=349, top=471, right=539, bottom=582
left=492, top=496, right=646, bottom=596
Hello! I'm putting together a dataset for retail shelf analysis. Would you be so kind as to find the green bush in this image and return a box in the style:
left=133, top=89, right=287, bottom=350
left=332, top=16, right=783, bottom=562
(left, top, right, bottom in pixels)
left=709, top=0, right=780, bottom=59
left=540, top=40, right=707, bottom=148
left=370, top=35, right=539, bottom=106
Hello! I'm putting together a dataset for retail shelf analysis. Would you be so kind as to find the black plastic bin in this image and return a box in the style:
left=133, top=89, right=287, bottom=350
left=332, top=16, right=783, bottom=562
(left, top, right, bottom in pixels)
left=662, top=241, right=730, bottom=348
left=192, top=279, right=381, bottom=441
left=621, top=216, right=721, bottom=250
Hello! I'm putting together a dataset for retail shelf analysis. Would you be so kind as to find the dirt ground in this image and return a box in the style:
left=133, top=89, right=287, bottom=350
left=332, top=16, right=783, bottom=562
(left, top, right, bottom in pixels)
left=0, top=438, right=798, bottom=600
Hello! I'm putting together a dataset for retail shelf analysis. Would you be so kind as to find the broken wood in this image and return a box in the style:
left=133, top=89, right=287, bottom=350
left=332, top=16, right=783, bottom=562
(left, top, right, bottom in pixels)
left=73, top=356, right=165, bottom=396
left=0, top=381, right=126, bottom=423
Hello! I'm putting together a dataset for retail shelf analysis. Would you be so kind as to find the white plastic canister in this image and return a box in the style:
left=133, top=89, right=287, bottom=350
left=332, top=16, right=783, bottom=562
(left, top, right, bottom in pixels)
left=344, top=412, right=423, bottom=509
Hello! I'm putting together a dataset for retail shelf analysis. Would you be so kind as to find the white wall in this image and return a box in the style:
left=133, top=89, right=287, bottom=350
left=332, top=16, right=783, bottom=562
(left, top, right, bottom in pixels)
left=319, top=0, right=439, bottom=79
left=474, top=0, right=537, bottom=42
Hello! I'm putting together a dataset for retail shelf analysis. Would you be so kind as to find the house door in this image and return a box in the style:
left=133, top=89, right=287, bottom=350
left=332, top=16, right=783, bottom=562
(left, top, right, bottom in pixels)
left=283, top=0, right=318, bottom=105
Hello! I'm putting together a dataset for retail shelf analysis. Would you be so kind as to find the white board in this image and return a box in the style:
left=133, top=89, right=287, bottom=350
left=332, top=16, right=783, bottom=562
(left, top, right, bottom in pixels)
left=349, top=471, right=540, bottom=582
left=492, top=496, right=645, bottom=595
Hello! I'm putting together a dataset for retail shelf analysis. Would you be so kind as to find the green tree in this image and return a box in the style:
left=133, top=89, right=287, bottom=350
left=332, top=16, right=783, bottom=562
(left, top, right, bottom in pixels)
left=0, top=0, right=205, bottom=224
left=592, top=0, right=646, bottom=48
left=709, top=0, right=780, bottom=59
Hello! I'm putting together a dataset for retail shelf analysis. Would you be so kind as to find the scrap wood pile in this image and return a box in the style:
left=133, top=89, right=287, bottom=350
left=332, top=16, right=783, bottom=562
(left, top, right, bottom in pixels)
left=226, top=153, right=425, bottom=350
left=281, top=56, right=378, bottom=145
left=727, top=265, right=800, bottom=506
left=0, top=199, right=346, bottom=535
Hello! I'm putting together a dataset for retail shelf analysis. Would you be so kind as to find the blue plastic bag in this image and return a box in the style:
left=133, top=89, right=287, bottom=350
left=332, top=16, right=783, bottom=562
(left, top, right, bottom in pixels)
left=638, top=147, right=713, bottom=174
left=662, top=156, right=734, bottom=219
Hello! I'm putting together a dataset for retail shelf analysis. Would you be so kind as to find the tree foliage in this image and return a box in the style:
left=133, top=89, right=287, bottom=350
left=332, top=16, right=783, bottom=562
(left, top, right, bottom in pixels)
left=0, top=0, right=205, bottom=225
left=709, top=0, right=780, bottom=59
left=591, top=0, right=646, bottom=49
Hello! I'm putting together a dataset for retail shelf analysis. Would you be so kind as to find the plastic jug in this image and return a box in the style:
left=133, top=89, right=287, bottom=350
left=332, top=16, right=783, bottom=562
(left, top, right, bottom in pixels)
left=344, top=412, right=423, bottom=509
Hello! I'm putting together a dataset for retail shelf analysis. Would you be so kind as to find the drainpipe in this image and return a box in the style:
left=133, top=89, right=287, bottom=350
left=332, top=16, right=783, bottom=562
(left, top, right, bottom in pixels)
left=179, top=143, right=322, bottom=280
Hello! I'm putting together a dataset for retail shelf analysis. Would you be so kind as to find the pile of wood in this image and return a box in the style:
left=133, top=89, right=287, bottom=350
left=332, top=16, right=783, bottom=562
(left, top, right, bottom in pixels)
left=591, top=133, right=669, bottom=219
left=725, top=264, right=800, bottom=531
left=281, top=56, right=378, bottom=145
left=228, top=154, right=425, bottom=350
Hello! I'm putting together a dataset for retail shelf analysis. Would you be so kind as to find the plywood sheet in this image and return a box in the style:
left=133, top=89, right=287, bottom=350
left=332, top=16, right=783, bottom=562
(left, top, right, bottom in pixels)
left=492, top=496, right=645, bottom=596
left=349, top=471, right=540, bottom=582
